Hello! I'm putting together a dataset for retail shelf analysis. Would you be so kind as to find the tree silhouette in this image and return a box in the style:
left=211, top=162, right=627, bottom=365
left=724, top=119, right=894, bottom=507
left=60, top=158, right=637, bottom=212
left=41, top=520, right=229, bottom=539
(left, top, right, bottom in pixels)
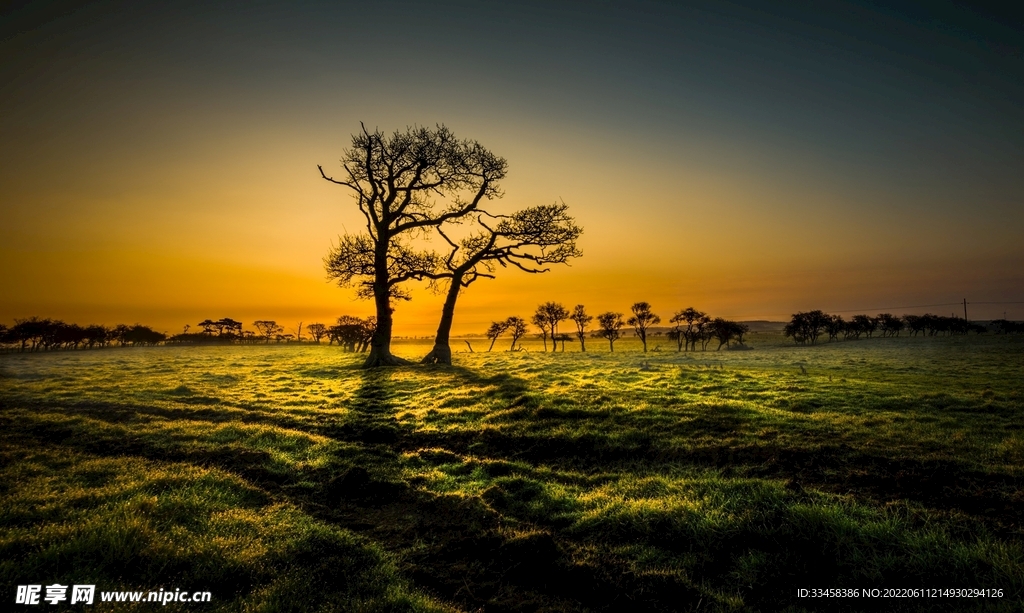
left=570, top=304, right=592, bottom=352
left=216, top=318, right=243, bottom=338
left=784, top=310, right=829, bottom=345
left=595, top=312, right=625, bottom=352
left=505, top=316, right=528, bottom=350
left=306, top=323, right=327, bottom=344
left=540, top=300, right=573, bottom=349
left=253, top=320, right=282, bottom=343
left=825, top=314, right=845, bottom=341
left=421, top=204, right=582, bottom=364
left=531, top=311, right=549, bottom=351
left=710, top=318, right=748, bottom=350
left=320, top=124, right=507, bottom=367
left=485, top=320, right=509, bottom=351
left=669, top=308, right=709, bottom=352
left=877, top=313, right=903, bottom=337
left=328, top=316, right=375, bottom=352
left=627, top=302, right=660, bottom=353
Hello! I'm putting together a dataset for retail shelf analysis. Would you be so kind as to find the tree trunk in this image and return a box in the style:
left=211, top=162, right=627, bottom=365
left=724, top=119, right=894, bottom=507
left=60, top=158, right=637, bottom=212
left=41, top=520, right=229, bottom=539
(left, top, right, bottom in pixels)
left=364, top=278, right=409, bottom=367
left=421, top=275, right=462, bottom=365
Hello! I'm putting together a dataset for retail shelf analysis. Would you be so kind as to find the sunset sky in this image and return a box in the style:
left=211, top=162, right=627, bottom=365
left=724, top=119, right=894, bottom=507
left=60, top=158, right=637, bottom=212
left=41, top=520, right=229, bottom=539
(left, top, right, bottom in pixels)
left=2, top=0, right=1023, bottom=336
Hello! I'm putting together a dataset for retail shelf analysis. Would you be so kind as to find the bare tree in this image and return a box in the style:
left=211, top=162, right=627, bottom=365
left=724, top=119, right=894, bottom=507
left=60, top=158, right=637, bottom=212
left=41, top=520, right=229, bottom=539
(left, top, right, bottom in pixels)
left=485, top=320, right=509, bottom=351
left=570, top=304, right=592, bottom=352
left=532, top=301, right=570, bottom=354
left=628, top=302, right=660, bottom=353
left=253, top=320, right=282, bottom=343
left=320, top=124, right=507, bottom=367
left=306, top=323, right=327, bottom=344
left=421, top=204, right=582, bottom=364
left=506, top=316, right=528, bottom=350
left=670, top=308, right=708, bottom=352
left=531, top=311, right=549, bottom=351
left=595, top=312, right=625, bottom=352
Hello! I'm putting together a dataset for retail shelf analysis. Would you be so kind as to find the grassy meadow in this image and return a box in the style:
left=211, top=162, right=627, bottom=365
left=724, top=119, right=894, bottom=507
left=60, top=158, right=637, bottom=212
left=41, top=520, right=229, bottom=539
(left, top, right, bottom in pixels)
left=1, top=332, right=1023, bottom=611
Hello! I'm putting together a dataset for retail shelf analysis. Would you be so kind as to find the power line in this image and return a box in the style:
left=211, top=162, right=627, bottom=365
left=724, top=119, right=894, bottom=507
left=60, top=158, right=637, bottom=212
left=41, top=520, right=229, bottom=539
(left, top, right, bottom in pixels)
left=822, top=303, right=961, bottom=314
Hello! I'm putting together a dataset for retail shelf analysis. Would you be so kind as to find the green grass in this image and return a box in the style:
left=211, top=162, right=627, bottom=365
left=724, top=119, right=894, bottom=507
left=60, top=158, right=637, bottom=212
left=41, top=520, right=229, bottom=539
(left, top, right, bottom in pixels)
left=1, top=333, right=1022, bottom=611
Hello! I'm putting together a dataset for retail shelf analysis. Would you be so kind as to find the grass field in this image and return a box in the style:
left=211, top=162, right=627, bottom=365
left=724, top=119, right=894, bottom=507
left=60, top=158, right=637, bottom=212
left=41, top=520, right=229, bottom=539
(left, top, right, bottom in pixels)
left=2, top=333, right=1022, bottom=611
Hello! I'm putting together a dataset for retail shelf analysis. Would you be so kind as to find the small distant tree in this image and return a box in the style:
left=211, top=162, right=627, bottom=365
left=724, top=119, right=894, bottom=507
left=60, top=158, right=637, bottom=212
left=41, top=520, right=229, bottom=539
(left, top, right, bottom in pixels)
left=531, top=311, right=549, bottom=351
left=506, top=316, right=528, bottom=350
left=198, top=319, right=217, bottom=335
left=826, top=314, right=845, bottom=342
left=595, top=312, right=625, bottom=352
left=784, top=310, right=829, bottom=345
left=329, top=316, right=375, bottom=352
left=670, top=308, right=709, bottom=352
left=903, top=314, right=925, bottom=336
left=570, top=304, right=592, bottom=352
left=216, top=318, right=243, bottom=338
left=710, top=318, right=748, bottom=350
left=627, top=302, right=660, bottom=352
left=307, top=323, right=327, bottom=344
left=485, top=320, right=509, bottom=351
left=253, top=320, right=283, bottom=343
left=122, top=324, right=166, bottom=346
left=532, top=302, right=569, bottom=353
left=110, top=324, right=130, bottom=346
left=877, top=313, right=903, bottom=337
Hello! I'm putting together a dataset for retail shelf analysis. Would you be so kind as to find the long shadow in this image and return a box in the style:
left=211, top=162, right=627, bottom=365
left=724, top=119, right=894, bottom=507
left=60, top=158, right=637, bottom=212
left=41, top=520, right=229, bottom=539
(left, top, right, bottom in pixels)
left=4, top=363, right=1021, bottom=612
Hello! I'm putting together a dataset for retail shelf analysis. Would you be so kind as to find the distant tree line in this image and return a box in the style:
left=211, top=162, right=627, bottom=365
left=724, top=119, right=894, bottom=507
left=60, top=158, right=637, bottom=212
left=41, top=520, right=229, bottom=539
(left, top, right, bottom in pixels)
left=481, top=302, right=749, bottom=353
left=784, top=311, right=992, bottom=345
left=0, top=314, right=379, bottom=352
left=0, top=317, right=166, bottom=351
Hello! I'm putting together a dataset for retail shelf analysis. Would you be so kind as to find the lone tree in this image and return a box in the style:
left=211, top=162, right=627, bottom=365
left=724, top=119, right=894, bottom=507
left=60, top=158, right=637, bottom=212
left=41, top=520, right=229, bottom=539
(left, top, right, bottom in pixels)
left=320, top=124, right=507, bottom=367
left=532, top=301, right=570, bottom=354
left=485, top=320, right=509, bottom=351
left=253, top=320, right=282, bottom=343
left=421, top=204, right=582, bottom=364
left=506, top=316, right=528, bottom=350
left=628, top=302, right=660, bottom=352
left=570, top=304, right=592, bottom=352
left=595, top=312, right=625, bottom=352
left=531, top=310, right=550, bottom=351
left=306, top=323, right=327, bottom=344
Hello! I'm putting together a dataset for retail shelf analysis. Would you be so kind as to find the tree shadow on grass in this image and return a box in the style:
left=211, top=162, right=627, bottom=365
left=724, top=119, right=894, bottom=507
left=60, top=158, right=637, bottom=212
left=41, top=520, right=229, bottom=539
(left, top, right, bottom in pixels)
left=4, top=364, right=1022, bottom=612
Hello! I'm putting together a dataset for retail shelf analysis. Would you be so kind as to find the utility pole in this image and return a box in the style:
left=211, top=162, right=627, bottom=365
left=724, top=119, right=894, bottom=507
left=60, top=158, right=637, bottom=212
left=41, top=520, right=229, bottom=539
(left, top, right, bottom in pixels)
left=963, top=298, right=968, bottom=322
